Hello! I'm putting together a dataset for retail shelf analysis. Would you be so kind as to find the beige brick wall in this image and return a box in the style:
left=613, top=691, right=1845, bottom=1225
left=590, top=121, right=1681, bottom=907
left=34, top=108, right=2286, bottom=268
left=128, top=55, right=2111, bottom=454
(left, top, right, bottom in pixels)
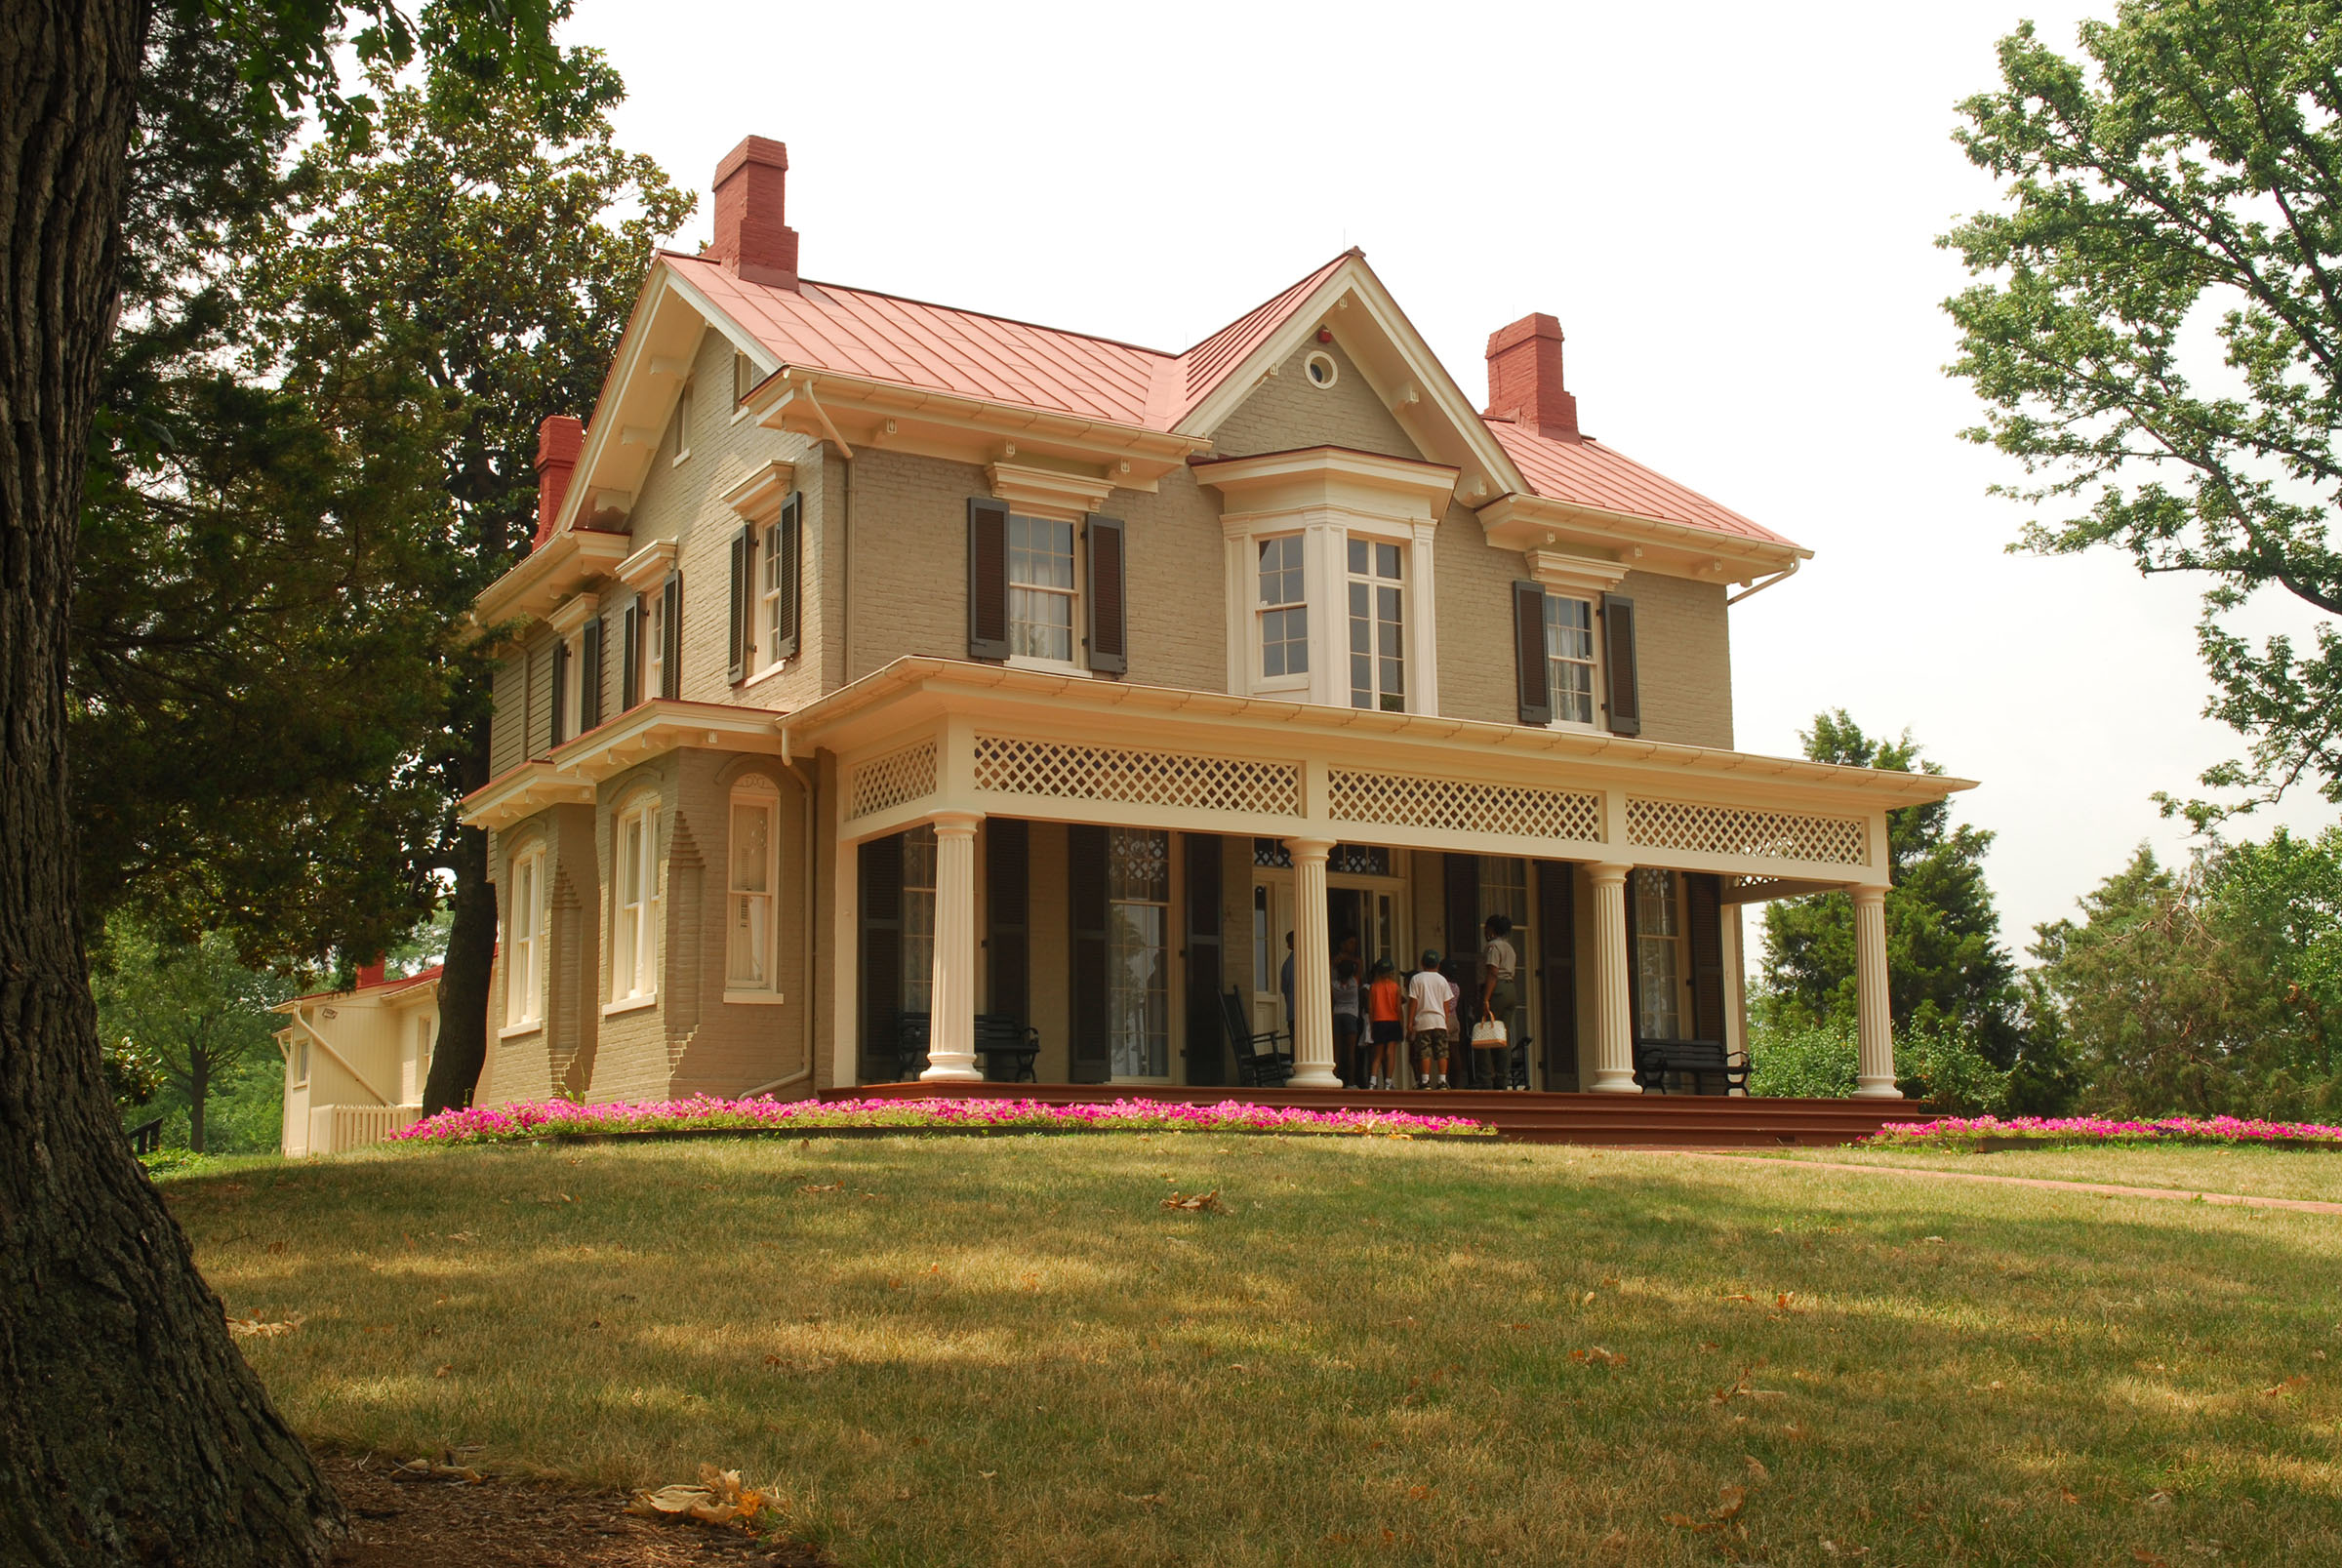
left=1622, top=569, right=1732, bottom=749
left=1432, top=500, right=1525, bottom=728
left=1214, top=340, right=1425, bottom=461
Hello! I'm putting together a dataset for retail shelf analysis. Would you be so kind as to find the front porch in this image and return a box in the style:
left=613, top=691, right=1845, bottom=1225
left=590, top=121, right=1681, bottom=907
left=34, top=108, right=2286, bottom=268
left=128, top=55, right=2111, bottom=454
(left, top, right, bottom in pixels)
left=836, top=1079, right=1918, bottom=1146
left=788, top=659, right=1972, bottom=1105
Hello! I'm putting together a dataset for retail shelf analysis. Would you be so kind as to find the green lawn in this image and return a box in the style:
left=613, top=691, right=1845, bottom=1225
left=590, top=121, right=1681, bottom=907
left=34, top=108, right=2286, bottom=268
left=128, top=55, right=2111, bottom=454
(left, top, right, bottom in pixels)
left=168, top=1136, right=2342, bottom=1566
left=1762, top=1142, right=2342, bottom=1203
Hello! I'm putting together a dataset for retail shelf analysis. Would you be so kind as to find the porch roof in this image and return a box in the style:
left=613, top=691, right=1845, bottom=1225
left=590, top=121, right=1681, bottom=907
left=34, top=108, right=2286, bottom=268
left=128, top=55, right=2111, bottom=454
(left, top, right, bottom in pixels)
left=780, top=657, right=1973, bottom=811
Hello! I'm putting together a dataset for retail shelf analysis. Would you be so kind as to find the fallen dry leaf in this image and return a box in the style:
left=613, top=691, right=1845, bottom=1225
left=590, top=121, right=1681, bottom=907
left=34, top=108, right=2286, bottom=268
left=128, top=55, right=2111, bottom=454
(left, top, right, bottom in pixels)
left=225, top=1314, right=302, bottom=1340
left=391, top=1453, right=482, bottom=1485
left=1160, top=1189, right=1224, bottom=1213
left=626, top=1466, right=773, bottom=1529
left=1570, top=1347, right=1628, bottom=1368
left=432, top=1364, right=453, bottom=1379
left=1721, top=1292, right=1756, bottom=1303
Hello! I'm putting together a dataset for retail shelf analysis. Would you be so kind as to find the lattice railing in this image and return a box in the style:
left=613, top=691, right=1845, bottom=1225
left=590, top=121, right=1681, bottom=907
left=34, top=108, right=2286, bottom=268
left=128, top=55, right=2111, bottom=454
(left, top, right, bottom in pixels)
left=849, top=740, right=938, bottom=821
left=972, top=736, right=1300, bottom=816
left=1327, top=769, right=1603, bottom=843
left=1626, top=797, right=1867, bottom=866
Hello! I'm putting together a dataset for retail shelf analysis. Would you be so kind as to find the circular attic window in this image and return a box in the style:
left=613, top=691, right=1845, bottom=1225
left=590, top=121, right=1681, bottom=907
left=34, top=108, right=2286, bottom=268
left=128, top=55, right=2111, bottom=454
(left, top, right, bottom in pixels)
left=1304, top=350, right=1339, bottom=389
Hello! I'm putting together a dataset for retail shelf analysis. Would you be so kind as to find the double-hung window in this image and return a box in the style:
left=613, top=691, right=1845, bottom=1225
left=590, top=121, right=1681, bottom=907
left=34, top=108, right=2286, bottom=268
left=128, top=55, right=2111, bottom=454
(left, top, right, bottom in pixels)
left=506, top=846, right=545, bottom=1027
left=1346, top=537, right=1404, bottom=711
left=614, top=800, right=663, bottom=1002
left=1258, top=536, right=1308, bottom=680
left=1107, top=828, right=1171, bottom=1079
left=1007, top=515, right=1076, bottom=663
left=643, top=591, right=665, bottom=700
left=727, top=783, right=778, bottom=990
left=1546, top=595, right=1597, bottom=726
left=901, top=824, right=938, bottom=1013
left=1633, top=868, right=1683, bottom=1040
left=758, top=523, right=787, bottom=671
left=670, top=381, right=693, bottom=464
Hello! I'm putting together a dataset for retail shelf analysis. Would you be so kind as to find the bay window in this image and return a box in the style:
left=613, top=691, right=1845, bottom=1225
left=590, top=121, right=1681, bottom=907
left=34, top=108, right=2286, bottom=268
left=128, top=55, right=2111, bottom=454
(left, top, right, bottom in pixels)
left=614, top=799, right=663, bottom=1003
left=1346, top=537, right=1404, bottom=711
left=505, top=846, right=545, bottom=1028
left=727, top=782, right=779, bottom=991
left=1257, top=535, right=1308, bottom=681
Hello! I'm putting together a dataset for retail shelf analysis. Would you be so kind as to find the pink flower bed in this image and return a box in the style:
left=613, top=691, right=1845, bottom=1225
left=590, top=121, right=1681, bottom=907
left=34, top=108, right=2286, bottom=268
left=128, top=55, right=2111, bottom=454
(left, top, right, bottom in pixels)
left=392, top=1095, right=1490, bottom=1146
left=1871, top=1114, right=2342, bottom=1148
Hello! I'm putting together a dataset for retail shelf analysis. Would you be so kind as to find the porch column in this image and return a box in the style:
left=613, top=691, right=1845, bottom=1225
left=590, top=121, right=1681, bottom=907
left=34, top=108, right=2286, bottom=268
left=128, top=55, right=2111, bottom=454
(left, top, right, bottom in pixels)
left=1851, top=884, right=1901, bottom=1099
left=1285, top=836, right=1340, bottom=1087
left=1588, top=863, right=1639, bottom=1093
left=920, top=811, right=984, bottom=1082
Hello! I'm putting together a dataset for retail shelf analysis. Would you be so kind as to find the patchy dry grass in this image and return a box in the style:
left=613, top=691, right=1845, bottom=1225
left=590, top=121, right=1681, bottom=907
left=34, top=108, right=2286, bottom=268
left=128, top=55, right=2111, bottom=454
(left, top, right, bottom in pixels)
left=167, top=1136, right=2342, bottom=1566
left=1762, top=1142, right=2342, bottom=1203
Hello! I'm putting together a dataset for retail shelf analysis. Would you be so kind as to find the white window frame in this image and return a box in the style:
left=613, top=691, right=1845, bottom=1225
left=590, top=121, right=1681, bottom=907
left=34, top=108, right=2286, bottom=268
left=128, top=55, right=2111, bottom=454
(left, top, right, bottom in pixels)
left=505, top=844, right=545, bottom=1030
left=725, top=780, right=781, bottom=999
left=1633, top=867, right=1685, bottom=1041
left=610, top=798, right=663, bottom=1008
left=560, top=628, right=585, bottom=741
left=670, top=381, right=693, bottom=465
left=757, top=521, right=787, bottom=676
left=1345, top=534, right=1406, bottom=712
left=1254, top=533, right=1310, bottom=692
left=292, top=1035, right=309, bottom=1087
left=1107, top=827, right=1172, bottom=1082
left=1545, top=592, right=1599, bottom=730
left=1005, top=512, right=1080, bottom=669
left=643, top=589, right=665, bottom=701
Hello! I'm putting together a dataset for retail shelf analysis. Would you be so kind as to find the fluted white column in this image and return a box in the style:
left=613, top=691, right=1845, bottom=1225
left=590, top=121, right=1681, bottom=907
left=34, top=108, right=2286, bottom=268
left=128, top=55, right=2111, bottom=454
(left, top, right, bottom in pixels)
left=1851, top=883, right=1900, bottom=1099
left=920, top=812, right=983, bottom=1082
left=1285, top=837, right=1339, bottom=1087
left=1589, top=863, right=1639, bottom=1093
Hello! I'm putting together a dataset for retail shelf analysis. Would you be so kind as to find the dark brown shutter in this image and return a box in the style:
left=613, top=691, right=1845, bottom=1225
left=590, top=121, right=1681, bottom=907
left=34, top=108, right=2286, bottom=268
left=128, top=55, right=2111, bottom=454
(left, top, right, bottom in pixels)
left=1086, top=513, right=1127, bottom=676
left=660, top=574, right=681, bottom=699
left=1068, top=824, right=1110, bottom=1083
left=1513, top=580, right=1551, bottom=725
left=1536, top=861, right=1579, bottom=1090
left=548, top=638, right=569, bottom=746
left=1444, top=853, right=1481, bottom=1024
left=1183, top=833, right=1225, bottom=1086
left=967, top=497, right=1011, bottom=661
left=859, top=833, right=905, bottom=1083
left=775, top=492, right=802, bottom=661
left=1686, top=871, right=1726, bottom=1045
left=727, top=525, right=750, bottom=685
left=987, top=819, right=1029, bottom=1029
left=581, top=618, right=604, bottom=732
left=1601, top=592, right=1641, bottom=736
left=621, top=596, right=640, bottom=709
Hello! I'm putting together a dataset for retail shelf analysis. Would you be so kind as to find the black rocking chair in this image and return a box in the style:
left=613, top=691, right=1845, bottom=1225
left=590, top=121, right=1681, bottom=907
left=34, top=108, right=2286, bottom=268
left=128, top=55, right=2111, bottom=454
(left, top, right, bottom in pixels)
left=1218, top=987, right=1294, bottom=1088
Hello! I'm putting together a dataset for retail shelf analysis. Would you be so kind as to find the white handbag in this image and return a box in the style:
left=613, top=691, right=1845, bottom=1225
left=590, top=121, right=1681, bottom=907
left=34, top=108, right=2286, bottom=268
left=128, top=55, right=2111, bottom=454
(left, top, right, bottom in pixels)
left=1471, top=1019, right=1508, bottom=1047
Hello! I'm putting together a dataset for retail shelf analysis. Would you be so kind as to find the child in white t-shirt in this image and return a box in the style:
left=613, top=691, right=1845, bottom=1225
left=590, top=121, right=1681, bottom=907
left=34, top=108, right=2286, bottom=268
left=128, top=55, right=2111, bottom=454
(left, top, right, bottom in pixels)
left=1406, top=950, right=1457, bottom=1089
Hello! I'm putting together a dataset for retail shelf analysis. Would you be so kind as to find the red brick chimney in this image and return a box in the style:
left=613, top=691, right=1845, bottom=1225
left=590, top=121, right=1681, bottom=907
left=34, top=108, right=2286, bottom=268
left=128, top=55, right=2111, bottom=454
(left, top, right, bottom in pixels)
left=707, top=136, right=799, bottom=289
left=1484, top=312, right=1580, bottom=441
left=354, top=959, right=386, bottom=990
left=533, top=414, right=583, bottom=546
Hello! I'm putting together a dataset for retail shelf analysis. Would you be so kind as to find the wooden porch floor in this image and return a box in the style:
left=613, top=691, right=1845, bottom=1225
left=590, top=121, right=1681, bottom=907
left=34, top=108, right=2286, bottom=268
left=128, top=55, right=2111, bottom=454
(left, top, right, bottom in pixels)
left=826, top=1081, right=1916, bottom=1147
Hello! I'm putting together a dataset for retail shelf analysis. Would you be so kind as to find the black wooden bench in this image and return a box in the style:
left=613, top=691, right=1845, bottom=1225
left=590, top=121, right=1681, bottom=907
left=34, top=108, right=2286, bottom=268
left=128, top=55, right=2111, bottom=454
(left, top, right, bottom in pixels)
left=127, top=1114, right=164, bottom=1155
left=1634, top=1040, right=1747, bottom=1096
left=975, top=1015, right=1040, bottom=1082
left=1219, top=987, right=1294, bottom=1088
left=894, top=1012, right=1040, bottom=1081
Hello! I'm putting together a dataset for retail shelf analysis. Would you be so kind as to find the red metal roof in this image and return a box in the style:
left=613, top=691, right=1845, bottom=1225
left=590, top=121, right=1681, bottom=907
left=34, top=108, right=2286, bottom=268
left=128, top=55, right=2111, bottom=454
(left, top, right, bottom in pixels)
left=666, top=249, right=1795, bottom=551
left=1485, top=419, right=1800, bottom=549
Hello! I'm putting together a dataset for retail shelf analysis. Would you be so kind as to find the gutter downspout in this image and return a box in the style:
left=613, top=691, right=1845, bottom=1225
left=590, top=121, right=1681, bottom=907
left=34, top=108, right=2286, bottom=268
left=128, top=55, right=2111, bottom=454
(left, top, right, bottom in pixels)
left=1726, top=559, right=1799, bottom=606
left=743, top=754, right=822, bottom=1100
left=799, top=376, right=854, bottom=459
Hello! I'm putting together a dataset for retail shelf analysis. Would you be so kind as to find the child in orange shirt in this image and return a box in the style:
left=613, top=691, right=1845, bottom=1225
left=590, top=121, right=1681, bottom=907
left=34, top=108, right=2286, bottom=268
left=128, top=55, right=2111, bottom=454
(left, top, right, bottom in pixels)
left=1365, top=958, right=1404, bottom=1090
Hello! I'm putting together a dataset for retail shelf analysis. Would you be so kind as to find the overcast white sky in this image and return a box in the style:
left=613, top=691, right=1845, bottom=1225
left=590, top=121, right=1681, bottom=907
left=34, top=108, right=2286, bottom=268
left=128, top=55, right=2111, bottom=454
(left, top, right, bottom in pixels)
left=565, top=0, right=2335, bottom=952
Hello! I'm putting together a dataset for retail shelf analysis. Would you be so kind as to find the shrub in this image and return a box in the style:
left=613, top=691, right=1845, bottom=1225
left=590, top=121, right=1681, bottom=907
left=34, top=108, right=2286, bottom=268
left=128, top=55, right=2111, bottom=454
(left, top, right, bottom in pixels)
left=1749, top=1018, right=2008, bottom=1112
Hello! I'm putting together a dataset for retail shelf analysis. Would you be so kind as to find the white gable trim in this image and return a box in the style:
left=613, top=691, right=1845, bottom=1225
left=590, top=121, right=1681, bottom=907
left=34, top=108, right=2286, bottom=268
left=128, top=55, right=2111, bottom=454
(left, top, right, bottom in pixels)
left=1171, top=256, right=1528, bottom=505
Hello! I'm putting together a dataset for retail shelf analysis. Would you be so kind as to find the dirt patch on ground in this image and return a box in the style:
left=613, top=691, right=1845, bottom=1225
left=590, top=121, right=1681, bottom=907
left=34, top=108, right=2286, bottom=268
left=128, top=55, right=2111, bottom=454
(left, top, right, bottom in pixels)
left=321, top=1451, right=833, bottom=1567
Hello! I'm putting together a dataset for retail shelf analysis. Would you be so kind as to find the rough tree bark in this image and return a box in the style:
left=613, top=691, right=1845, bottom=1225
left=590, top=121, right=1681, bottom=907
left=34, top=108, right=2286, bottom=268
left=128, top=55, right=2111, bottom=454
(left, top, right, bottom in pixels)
left=422, top=717, right=496, bottom=1116
left=1, top=0, right=343, bottom=1560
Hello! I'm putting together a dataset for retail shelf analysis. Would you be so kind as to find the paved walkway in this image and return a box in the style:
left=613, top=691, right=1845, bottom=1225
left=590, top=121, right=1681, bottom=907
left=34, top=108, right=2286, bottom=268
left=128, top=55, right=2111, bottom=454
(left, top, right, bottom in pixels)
left=1662, top=1151, right=2342, bottom=1216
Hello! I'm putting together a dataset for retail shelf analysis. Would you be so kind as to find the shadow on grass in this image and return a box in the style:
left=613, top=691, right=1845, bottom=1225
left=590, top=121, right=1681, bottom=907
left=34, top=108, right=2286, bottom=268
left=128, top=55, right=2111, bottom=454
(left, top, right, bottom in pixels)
left=170, top=1136, right=2342, bottom=1568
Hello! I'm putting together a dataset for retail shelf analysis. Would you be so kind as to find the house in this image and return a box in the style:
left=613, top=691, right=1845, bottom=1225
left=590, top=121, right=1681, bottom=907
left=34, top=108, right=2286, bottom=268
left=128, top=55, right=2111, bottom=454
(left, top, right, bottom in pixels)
left=273, top=961, right=439, bottom=1155
left=461, top=134, right=1968, bottom=1109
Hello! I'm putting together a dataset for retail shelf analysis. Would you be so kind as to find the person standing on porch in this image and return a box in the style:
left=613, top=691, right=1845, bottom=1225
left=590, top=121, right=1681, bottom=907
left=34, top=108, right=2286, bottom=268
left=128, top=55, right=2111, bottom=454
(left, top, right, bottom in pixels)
left=1279, top=931, right=1296, bottom=1038
left=1408, top=949, right=1456, bottom=1089
left=1477, top=915, right=1518, bottom=1090
left=1332, top=958, right=1364, bottom=1088
left=1365, top=958, right=1404, bottom=1090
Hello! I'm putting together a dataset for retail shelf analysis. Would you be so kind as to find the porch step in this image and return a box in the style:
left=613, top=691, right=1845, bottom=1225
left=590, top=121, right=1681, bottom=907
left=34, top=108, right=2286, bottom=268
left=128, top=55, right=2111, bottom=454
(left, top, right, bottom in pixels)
left=827, top=1082, right=1918, bottom=1148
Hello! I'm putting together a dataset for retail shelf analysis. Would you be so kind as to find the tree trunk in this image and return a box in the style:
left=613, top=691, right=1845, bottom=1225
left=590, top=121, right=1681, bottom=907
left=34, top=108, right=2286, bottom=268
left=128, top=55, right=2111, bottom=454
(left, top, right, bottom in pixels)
left=422, top=713, right=497, bottom=1116
left=186, top=1047, right=207, bottom=1154
left=1, top=2, right=343, bottom=1561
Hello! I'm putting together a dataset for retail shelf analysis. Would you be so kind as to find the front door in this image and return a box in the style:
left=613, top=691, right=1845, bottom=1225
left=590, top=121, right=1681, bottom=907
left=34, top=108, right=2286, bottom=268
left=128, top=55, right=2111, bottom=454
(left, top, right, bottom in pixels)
left=1250, top=873, right=1293, bottom=1039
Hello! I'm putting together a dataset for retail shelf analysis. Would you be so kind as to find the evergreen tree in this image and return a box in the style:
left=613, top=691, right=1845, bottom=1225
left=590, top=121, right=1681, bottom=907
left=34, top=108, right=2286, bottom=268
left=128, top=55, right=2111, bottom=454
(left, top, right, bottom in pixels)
left=1758, top=711, right=2026, bottom=1065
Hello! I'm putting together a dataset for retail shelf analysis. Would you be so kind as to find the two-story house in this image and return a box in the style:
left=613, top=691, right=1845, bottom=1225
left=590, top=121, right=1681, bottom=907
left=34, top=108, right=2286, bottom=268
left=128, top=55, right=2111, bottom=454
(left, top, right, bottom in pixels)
left=461, top=134, right=1968, bottom=1108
